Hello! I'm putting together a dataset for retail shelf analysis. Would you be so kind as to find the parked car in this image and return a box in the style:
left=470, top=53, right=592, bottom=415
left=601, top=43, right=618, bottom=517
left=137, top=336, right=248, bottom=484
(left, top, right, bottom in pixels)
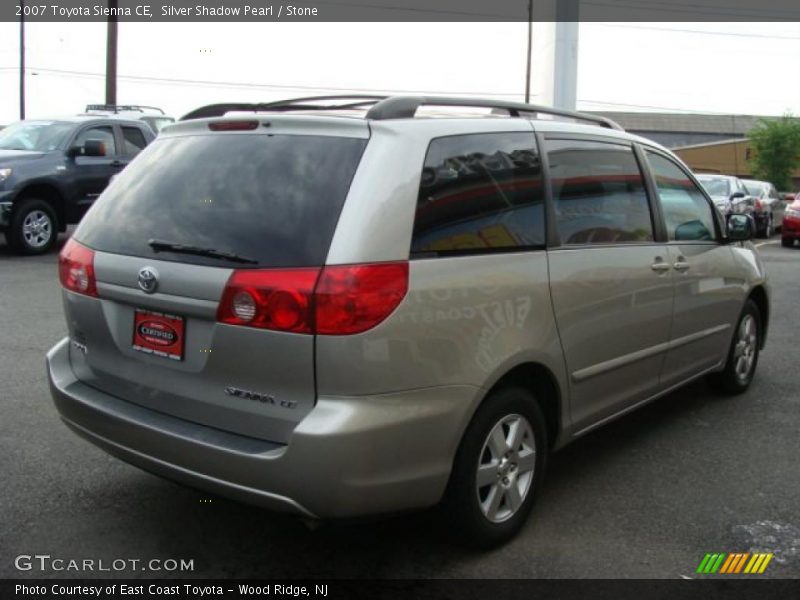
left=695, top=174, right=753, bottom=216
left=84, top=104, right=176, bottom=134
left=781, top=197, right=800, bottom=247
left=741, top=179, right=785, bottom=238
left=47, top=96, right=769, bottom=547
left=0, top=116, right=155, bottom=254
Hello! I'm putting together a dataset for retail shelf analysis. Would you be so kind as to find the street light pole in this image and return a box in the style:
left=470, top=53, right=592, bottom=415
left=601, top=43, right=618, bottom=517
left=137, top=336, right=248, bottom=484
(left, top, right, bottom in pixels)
left=19, top=0, right=26, bottom=119
left=525, top=0, right=532, bottom=103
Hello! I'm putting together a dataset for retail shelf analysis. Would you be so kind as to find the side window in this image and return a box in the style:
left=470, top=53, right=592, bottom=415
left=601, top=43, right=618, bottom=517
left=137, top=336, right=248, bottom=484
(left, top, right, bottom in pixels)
left=411, top=132, right=545, bottom=255
left=121, top=126, right=148, bottom=157
left=73, top=126, right=116, bottom=155
left=645, top=151, right=716, bottom=242
left=547, top=139, right=653, bottom=245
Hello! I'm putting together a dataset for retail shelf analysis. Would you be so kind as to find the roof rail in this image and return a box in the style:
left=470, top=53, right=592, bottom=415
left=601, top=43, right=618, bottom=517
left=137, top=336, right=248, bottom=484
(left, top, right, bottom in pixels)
left=180, top=95, right=623, bottom=131
left=85, top=104, right=166, bottom=115
left=365, top=96, right=624, bottom=130
left=180, top=96, right=387, bottom=121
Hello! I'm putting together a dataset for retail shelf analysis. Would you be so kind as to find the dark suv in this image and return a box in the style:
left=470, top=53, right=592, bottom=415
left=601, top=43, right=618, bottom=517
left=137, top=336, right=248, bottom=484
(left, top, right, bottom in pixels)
left=0, top=116, right=156, bottom=254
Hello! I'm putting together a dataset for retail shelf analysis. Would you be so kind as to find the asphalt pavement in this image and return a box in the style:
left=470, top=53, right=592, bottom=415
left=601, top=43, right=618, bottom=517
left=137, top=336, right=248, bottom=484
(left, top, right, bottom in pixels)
left=1, top=231, right=798, bottom=579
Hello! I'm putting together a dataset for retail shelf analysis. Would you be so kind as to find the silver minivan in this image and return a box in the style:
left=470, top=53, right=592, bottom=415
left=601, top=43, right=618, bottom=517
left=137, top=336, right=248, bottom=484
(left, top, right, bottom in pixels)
left=47, top=96, right=769, bottom=547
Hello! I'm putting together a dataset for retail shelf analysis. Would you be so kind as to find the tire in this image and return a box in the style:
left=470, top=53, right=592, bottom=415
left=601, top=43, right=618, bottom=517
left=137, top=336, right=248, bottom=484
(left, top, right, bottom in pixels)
left=708, top=300, right=761, bottom=395
left=6, top=198, right=58, bottom=255
left=443, top=386, right=548, bottom=548
left=757, top=214, right=772, bottom=239
left=782, top=237, right=794, bottom=248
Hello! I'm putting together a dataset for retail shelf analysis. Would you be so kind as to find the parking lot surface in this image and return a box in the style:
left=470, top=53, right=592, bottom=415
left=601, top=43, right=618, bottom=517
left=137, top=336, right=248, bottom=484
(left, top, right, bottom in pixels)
left=1, top=232, right=798, bottom=579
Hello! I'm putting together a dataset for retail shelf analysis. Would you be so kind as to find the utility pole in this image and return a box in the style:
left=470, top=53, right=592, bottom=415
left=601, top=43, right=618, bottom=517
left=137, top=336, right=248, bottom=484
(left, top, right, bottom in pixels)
left=525, top=0, right=532, bottom=103
left=19, top=0, right=26, bottom=119
left=105, top=0, right=118, bottom=104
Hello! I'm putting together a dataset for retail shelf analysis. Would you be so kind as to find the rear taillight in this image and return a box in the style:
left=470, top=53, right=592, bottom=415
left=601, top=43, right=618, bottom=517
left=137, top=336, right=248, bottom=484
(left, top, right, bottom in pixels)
left=217, top=268, right=319, bottom=334
left=216, top=262, right=408, bottom=335
left=316, top=263, right=409, bottom=335
left=58, top=238, right=98, bottom=297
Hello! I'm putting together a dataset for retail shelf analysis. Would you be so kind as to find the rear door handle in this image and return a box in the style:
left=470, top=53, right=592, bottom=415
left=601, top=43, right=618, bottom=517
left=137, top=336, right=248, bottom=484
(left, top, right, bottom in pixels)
left=110, top=160, right=124, bottom=167
left=651, top=258, right=671, bottom=273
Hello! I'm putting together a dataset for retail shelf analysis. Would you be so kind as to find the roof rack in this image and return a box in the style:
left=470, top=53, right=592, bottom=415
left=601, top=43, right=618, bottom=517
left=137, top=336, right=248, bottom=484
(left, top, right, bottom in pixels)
left=85, top=104, right=166, bottom=115
left=180, top=95, right=624, bottom=131
left=180, top=96, right=387, bottom=121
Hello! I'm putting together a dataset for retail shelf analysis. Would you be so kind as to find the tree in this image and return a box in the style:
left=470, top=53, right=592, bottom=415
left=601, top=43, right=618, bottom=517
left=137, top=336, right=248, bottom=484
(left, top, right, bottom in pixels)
left=748, top=113, right=800, bottom=191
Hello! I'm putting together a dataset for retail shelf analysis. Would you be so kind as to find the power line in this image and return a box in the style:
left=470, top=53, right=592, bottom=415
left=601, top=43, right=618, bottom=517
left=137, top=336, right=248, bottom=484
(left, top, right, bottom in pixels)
left=582, top=0, right=800, bottom=19
left=5, top=66, right=534, bottom=98
left=596, top=23, right=800, bottom=40
left=576, top=98, right=752, bottom=115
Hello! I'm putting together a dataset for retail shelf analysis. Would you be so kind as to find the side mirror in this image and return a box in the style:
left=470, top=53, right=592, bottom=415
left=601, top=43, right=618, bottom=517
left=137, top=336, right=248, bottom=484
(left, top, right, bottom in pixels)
left=726, top=213, right=754, bottom=241
left=730, top=191, right=746, bottom=200
left=83, top=140, right=107, bottom=157
left=67, top=140, right=107, bottom=158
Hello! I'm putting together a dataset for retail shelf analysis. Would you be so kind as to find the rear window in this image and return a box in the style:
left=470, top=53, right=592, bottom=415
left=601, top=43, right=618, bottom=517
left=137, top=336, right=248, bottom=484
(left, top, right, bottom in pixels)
left=75, top=133, right=367, bottom=268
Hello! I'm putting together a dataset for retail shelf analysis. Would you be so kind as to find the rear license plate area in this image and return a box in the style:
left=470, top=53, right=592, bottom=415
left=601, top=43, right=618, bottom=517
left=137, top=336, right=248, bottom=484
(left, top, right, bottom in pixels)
left=132, top=308, right=185, bottom=361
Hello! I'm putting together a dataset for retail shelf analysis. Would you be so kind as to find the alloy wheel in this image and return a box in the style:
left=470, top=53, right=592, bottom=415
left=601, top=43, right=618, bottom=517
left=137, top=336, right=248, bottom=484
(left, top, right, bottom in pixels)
left=476, top=414, right=536, bottom=523
left=22, top=210, right=53, bottom=249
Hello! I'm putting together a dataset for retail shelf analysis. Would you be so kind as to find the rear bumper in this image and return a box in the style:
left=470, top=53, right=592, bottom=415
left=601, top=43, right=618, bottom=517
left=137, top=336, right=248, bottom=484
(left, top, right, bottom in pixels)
left=47, top=337, right=478, bottom=518
left=782, top=218, right=800, bottom=238
left=753, top=212, right=769, bottom=228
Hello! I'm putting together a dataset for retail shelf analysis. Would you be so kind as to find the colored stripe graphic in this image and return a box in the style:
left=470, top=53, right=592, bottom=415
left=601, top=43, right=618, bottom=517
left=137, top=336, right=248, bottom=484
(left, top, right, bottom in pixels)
left=697, top=553, right=727, bottom=574
left=700, top=552, right=774, bottom=574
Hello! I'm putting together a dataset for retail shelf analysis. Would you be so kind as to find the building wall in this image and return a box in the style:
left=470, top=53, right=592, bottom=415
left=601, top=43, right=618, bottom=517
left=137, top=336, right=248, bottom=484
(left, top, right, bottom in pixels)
left=674, top=139, right=800, bottom=191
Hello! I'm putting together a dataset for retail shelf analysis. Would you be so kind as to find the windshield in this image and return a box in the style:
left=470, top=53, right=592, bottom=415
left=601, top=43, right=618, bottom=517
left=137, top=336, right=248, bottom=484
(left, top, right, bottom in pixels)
left=697, top=176, right=731, bottom=197
left=141, top=116, right=175, bottom=133
left=0, top=120, right=74, bottom=151
left=743, top=181, right=767, bottom=197
left=75, top=132, right=367, bottom=268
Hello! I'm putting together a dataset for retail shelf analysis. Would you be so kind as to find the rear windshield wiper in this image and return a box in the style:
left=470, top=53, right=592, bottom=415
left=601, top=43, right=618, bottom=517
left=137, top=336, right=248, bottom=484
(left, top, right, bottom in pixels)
left=148, top=239, right=258, bottom=264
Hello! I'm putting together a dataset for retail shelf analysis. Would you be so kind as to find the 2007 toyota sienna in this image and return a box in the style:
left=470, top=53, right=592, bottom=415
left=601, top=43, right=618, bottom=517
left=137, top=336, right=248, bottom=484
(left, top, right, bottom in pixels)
left=47, top=96, right=769, bottom=546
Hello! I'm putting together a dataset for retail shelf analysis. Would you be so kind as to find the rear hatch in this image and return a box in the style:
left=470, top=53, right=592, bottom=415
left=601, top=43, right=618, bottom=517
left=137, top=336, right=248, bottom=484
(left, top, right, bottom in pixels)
left=64, top=118, right=368, bottom=443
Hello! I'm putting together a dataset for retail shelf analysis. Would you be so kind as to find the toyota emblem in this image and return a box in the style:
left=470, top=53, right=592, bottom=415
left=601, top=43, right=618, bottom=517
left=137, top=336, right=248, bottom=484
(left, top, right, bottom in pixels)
left=138, top=267, right=159, bottom=294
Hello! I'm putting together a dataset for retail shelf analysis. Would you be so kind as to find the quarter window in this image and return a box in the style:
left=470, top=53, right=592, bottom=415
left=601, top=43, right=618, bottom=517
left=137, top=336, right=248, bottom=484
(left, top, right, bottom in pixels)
left=411, top=133, right=545, bottom=255
left=646, top=151, right=716, bottom=242
left=74, top=126, right=116, bottom=155
left=547, top=140, right=653, bottom=245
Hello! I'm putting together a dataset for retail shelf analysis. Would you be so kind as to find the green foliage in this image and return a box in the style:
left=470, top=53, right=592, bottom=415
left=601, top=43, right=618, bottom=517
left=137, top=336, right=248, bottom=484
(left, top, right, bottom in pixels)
left=748, top=114, right=800, bottom=191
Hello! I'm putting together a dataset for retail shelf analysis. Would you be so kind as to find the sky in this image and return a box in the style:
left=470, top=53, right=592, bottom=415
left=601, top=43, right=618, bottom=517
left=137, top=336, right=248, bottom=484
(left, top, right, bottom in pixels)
left=0, top=21, right=799, bottom=125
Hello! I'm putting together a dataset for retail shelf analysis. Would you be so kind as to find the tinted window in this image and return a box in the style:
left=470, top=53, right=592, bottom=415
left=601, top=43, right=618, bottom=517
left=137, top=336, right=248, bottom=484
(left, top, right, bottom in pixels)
left=412, top=133, right=545, bottom=255
left=122, top=126, right=147, bottom=156
left=646, top=151, right=716, bottom=242
left=547, top=140, right=653, bottom=245
left=74, top=126, right=116, bottom=154
left=75, top=134, right=367, bottom=267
